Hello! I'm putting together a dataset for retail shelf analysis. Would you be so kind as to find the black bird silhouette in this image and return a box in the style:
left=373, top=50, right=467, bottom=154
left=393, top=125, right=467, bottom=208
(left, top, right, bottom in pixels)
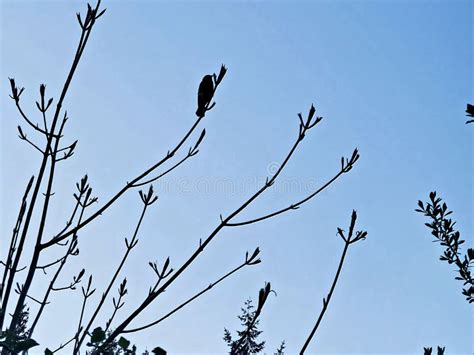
left=196, top=75, right=214, bottom=117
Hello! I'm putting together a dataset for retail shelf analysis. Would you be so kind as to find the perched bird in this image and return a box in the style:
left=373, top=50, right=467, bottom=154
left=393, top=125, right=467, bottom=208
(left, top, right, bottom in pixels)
left=196, top=75, right=214, bottom=117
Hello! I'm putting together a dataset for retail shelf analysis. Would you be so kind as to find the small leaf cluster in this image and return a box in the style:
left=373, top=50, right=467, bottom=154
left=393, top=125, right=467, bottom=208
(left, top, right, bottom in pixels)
left=84, top=327, right=166, bottom=355
left=0, top=306, right=39, bottom=353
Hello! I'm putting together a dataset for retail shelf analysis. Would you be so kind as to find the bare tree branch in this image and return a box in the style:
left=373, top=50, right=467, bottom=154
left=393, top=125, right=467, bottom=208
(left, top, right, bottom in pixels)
left=28, top=199, right=87, bottom=337
left=122, top=248, right=261, bottom=334
left=0, top=176, right=34, bottom=306
left=226, top=149, right=359, bottom=227
left=73, top=275, right=95, bottom=352
left=41, top=77, right=224, bottom=249
left=0, top=176, right=34, bottom=327
left=300, top=210, right=367, bottom=353
left=75, top=189, right=154, bottom=350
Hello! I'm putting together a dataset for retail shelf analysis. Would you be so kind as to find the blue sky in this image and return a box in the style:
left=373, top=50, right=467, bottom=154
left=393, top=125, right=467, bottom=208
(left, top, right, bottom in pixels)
left=1, top=0, right=472, bottom=354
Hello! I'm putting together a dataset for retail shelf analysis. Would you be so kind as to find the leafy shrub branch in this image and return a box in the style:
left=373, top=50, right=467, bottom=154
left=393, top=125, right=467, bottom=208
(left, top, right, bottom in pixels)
left=417, top=192, right=474, bottom=303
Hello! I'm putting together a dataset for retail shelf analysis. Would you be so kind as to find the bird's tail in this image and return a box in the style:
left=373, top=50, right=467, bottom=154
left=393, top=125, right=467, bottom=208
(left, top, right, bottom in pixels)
left=196, top=107, right=206, bottom=117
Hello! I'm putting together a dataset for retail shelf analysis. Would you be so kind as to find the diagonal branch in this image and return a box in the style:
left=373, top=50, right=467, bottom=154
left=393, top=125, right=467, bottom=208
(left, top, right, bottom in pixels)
left=300, top=210, right=367, bottom=353
left=0, top=176, right=34, bottom=306
left=41, top=83, right=221, bottom=250
left=226, top=150, right=359, bottom=227
left=75, top=193, right=153, bottom=351
left=17, top=126, right=45, bottom=154
left=122, top=248, right=262, bottom=334
left=43, top=69, right=225, bottom=249
left=28, top=201, right=87, bottom=338
left=73, top=275, right=96, bottom=352
left=130, top=146, right=198, bottom=188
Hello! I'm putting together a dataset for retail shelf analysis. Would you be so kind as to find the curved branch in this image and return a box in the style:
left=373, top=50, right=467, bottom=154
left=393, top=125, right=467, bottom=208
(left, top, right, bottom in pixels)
left=13, top=98, right=59, bottom=138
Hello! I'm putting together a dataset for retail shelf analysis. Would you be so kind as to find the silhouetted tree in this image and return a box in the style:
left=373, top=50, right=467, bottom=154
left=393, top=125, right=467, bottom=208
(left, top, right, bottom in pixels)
left=275, top=340, right=286, bottom=354
left=224, top=283, right=289, bottom=355
left=223, top=299, right=265, bottom=354
left=1, top=1, right=361, bottom=353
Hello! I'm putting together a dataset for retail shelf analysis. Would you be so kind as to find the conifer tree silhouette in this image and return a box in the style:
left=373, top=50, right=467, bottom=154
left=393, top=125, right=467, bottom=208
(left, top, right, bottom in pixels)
left=223, top=298, right=265, bottom=354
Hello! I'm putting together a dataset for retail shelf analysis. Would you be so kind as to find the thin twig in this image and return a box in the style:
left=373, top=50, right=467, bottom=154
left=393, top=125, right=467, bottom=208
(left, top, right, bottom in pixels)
left=300, top=211, right=366, bottom=353
left=36, top=256, right=68, bottom=274
left=131, top=153, right=192, bottom=188
left=75, top=198, right=151, bottom=351
left=226, top=168, right=349, bottom=227
left=0, top=176, right=34, bottom=326
left=122, top=248, right=261, bottom=334
left=13, top=98, right=58, bottom=139
left=41, top=105, right=213, bottom=249
left=104, top=278, right=127, bottom=334
left=0, top=262, right=27, bottom=273
left=73, top=275, right=95, bottom=352
left=28, top=202, right=87, bottom=337
left=19, top=135, right=45, bottom=154
left=0, top=176, right=33, bottom=304
left=51, top=335, right=76, bottom=354
left=24, top=293, right=50, bottom=306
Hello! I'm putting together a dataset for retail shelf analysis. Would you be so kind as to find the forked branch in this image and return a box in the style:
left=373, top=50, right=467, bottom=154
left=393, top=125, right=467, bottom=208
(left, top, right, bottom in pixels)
left=121, top=248, right=262, bottom=334
left=300, top=210, right=367, bottom=353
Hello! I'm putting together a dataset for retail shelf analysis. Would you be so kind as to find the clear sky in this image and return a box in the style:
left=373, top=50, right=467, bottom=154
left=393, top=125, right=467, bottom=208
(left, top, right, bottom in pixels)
left=1, top=0, right=472, bottom=354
